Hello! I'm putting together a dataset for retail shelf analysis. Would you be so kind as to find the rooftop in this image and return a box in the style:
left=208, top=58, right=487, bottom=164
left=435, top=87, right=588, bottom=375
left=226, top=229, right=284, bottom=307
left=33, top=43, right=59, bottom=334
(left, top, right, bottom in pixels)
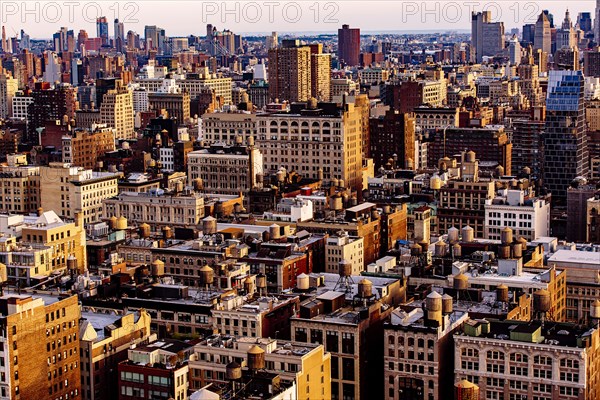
left=548, top=250, right=600, bottom=267
left=457, top=319, right=596, bottom=349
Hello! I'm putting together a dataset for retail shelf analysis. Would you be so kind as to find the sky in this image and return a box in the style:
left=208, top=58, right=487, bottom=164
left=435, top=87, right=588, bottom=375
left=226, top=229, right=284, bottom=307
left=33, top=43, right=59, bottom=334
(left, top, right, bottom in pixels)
left=1, top=1, right=597, bottom=39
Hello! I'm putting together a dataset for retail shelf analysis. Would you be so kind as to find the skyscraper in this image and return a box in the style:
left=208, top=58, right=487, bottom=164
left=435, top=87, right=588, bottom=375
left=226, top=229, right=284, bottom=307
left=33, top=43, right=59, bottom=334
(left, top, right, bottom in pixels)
left=509, top=35, right=522, bottom=65
left=99, top=79, right=135, bottom=140
left=338, top=24, right=360, bottom=66
left=96, top=16, right=109, bottom=44
left=556, top=9, right=577, bottom=51
left=266, top=31, right=278, bottom=49
left=144, top=25, right=166, bottom=53
left=543, top=70, right=589, bottom=202
left=522, top=24, right=535, bottom=44
left=595, top=0, right=600, bottom=43
left=578, top=12, right=593, bottom=34
left=114, top=18, right=125, bottom=51
left=534, top=12, right=552, bottom=55
left=309, top=44, right=331, bottom=101
left=0, top=26, right=6, bottom=53
left=268, top=39, right=311, bottom=102
left=20, top=29, right=30, bottom=50
left=471, top=11, right=505, bottom=63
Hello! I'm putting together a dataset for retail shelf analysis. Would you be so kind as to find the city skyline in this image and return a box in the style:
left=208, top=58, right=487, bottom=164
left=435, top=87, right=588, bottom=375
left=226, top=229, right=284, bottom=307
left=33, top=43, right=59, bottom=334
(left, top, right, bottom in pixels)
left=1, top=1, right=597, bottom=39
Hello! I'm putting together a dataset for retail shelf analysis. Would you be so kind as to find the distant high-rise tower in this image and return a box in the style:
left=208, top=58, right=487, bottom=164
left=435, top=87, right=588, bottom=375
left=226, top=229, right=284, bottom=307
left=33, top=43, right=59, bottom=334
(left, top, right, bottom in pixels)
left=144, top=25, right=166, bottom=54
left=1, top=26, right=8, bottom=53
left=509, top=35, right=522, bottom=65
left=77, top=30, right=88, bottom=51
left=522, top=24, right=535, bottom=44
left=114, top=19, right=125, bottom=51
left=534, top=12, right=552, bottom=55
left=309, top=44, right=331, bottom=101
left=543, top=70, right=589, bottom=202
left=338, top=24, right=360, bottom=66
left=556, top=10, right=577, bottom=51
left=96, top=17, right=109, bottom=44
left=595, top=0, right=600, bottom=43
left=266, top=32, right=278, bottom=49
left=268, top=40, right=311, bottom=102
left=20, top=29, right=30, bottom=50
left=577, top=12, right=593, bottom=34
left=471, top=11, right=505, bottom=63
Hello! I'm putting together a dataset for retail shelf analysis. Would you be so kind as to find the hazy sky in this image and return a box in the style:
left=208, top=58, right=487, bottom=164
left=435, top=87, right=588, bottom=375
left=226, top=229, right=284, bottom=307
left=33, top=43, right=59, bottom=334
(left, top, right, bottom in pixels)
left=1, top=1, right=597, bottom=39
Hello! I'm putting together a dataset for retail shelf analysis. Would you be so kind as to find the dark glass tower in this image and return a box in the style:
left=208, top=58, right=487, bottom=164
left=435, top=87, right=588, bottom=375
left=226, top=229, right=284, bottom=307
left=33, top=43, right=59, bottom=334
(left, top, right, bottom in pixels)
left=543, top=70, right=589, bottom=202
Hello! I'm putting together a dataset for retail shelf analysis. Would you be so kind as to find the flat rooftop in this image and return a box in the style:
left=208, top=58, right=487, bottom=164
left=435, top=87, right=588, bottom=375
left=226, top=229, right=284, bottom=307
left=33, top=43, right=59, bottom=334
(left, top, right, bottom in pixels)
left=548, top=250, right=600, bottom=267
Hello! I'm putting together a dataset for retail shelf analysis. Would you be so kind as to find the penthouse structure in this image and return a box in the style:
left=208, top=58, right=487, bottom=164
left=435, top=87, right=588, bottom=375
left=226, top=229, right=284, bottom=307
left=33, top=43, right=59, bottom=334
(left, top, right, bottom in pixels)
left=437, top=154, right=496, bottom=239
left=324, top=232, right=364, bottom=275
left=484, top=186, right=551, bottom=241
left=0, top=211, right=87, bottom=282
left=117, top=340, right=192, bottom=400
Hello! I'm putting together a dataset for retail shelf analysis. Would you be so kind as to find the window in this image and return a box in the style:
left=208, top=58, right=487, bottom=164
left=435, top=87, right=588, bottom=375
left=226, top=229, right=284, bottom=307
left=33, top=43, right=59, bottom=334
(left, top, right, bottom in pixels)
left=342, top=333, right=354, bottom=354
left=310, top=329, right=322, bottom=344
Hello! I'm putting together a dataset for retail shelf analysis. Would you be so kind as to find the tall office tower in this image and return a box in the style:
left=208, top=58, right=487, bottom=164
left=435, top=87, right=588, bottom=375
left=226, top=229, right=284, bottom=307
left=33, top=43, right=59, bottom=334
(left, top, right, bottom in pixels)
left=556, top=9, right=577, bottom=51
left=18, top=49, right=34, bottom=80
left=127, top=30, right=140, bottom=50
left=71, top=58, right=83, bottom=86
left=596, top=0, right=600, bottom=43
left=543, top=70, right=589, bottom=202
left=66, top=30, right=75, bottom=52
left=266, top=31, right=278, bottom=49
left=20, top=29, right=30, bottom=50
left=144, top=25, right=166, bottom=53
left=522, top=24, right=535, bottom=44
left=511, top=106, right=546, bottom=179
left=534, top=12, right=552, bottom=55
left=53, top=26, right=68, bottom=52
left=508, top=35, right=521, bottom=65
left=96, top=16, right=109, bottom=44
left=100, top=79, right=134, bottom=140
left=77, top=29, right=88, bottom=51
left=309, top=44, right=331, bottom=101
left=268, top=39, right=311, bottom=102
left=543, top=9, right=555, bottom=28
left=1, top=26, right=7, bottom=53
left=114, top=19, right=125, bottom=51
left=43, top=51, right=61, bottom=84
left=95, top=77, right=117, bottom=108
left=471, top=11, right=505, bottom=63
left=578, top=12, right=593, bottom=34
left=338, top=24, right=360, bottom=66
left=585, top=47, right=600, bottom=77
